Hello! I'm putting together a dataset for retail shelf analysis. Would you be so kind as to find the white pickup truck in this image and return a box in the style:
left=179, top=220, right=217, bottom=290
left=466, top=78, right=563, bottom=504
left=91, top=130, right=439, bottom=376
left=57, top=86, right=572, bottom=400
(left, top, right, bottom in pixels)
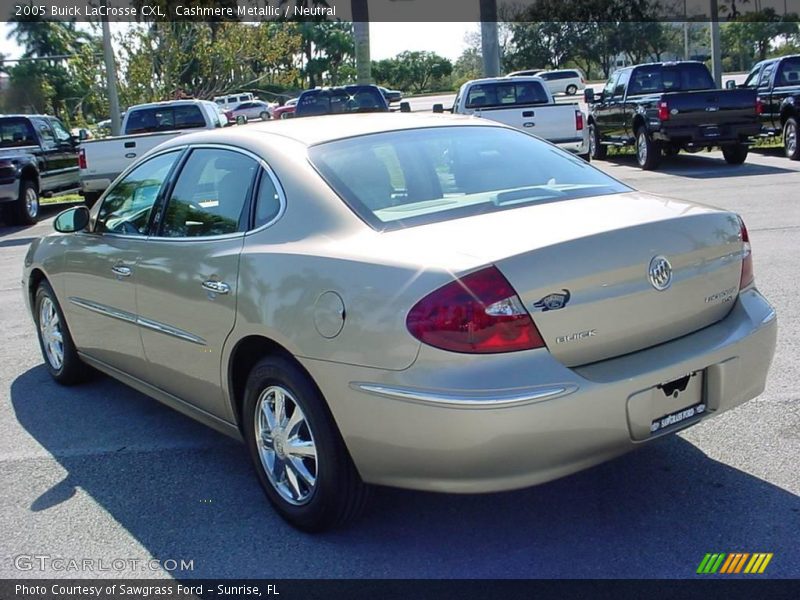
left=434, top=76, right=589, bottom=159
left=79, top=99, right=227, bottom=205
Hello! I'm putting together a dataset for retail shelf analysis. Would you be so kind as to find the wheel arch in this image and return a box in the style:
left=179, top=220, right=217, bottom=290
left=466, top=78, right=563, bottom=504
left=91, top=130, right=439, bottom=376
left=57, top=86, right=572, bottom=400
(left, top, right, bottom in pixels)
left=19, top=165, right=40, bottom=190
left=632, top=113, right=647, bottom=134
left=780, top=103, right=797, bottom=126
left=27, top=268, right=48, bottom=312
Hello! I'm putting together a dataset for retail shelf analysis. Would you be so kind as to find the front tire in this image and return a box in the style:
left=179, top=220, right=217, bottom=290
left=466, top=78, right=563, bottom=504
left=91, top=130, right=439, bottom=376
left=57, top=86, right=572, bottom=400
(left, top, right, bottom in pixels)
left=722, top=143, right=748, bottom=165
left=259, top=111, right=270, bottom=121
left=589, top=123, right=607, bottom=160
left=34, top=281, right=90, bottom=385
left=784, top=117, right=799, bottom=160
left=243, top=356, right=369, bottom=532
left=635, top=128, right=661, bottom=170
left=10, top=179, right=39, bottom=225
left=566, top=84, right=578, bottom=96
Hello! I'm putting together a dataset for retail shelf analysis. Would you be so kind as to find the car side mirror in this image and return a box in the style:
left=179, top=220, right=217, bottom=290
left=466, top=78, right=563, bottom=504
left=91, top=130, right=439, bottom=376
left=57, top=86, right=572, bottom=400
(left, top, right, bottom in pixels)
left=584, top=88, right=595, bottom=103
left=725, top=80, right=737, bottom=90
left=400, top=101, right=411, bottom=113
left=432, top=103, right=444, bottom=114
left=53, top=206, right=90, bottom=233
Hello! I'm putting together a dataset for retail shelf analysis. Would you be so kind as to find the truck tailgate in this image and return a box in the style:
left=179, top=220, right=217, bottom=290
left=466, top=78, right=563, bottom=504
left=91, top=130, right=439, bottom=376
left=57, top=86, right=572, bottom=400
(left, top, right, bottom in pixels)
left=80, top=131, right=183, bottom=187
left=473, top=103, right=582, bottom=143
left=662, top=89, right=758, bottom=129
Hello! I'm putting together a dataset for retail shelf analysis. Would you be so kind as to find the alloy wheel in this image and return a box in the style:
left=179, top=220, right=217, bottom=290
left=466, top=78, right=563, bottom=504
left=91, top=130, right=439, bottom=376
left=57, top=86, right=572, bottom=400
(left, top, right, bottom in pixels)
left=39, top=296, right=64, bottom=370
left=786, top=121, right=797, bottom=157
left=25, top=186, right=39, bottom=219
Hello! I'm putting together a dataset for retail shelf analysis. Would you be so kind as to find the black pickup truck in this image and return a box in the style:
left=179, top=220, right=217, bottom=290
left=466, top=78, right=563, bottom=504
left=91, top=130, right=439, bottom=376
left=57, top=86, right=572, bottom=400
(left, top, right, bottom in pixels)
left=586, top=62, right=760, bottom=170
left=732, top=54, right=800, bottom=160
left=0, top=115, right=80, bottom=225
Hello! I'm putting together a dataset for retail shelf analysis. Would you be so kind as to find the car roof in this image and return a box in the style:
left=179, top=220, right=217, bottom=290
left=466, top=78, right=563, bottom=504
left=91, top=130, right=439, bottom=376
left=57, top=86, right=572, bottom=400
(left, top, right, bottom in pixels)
left=128, top=99, right=212, bottom=110
left=160, top=113, right=499, bottom=148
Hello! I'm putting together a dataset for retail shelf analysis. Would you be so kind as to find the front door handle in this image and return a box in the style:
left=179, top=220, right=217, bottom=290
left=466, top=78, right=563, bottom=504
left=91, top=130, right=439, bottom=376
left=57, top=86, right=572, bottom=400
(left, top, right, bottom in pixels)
left=111, top=265, right=132, bottom=278
left=202, top=280, right=230, bottom=295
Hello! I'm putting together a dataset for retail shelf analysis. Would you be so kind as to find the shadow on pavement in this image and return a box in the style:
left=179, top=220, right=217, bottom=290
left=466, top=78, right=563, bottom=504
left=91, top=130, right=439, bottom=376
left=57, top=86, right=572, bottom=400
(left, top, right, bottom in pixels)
left=10, top=365, right=800, bottom=578
left=600, top=152, right=795, bottom=178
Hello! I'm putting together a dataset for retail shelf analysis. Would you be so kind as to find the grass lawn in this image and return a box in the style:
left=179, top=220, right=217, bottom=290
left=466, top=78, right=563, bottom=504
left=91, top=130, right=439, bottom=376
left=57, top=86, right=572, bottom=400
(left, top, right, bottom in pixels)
left=40, top=194, right=85, bottom=206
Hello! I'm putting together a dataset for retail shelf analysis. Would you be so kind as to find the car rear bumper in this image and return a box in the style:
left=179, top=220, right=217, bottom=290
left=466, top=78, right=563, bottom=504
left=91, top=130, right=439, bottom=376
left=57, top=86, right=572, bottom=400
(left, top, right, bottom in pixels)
left=654, top=122, right=761, bottom=145
left=301, top=288, right=776, bottom=493
left=0, top=179, right=20, bottom=203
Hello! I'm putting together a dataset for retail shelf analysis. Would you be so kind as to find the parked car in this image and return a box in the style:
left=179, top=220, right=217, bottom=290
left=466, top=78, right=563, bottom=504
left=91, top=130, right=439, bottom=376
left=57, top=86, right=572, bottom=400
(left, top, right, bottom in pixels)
left=586, top=61, right=761, bottom=169
left=294, top=85, right=389, bottom=118
left=0, top=114, right=80, bottom=225
left=436, top=76, right=589, bottom=159
left=213, top=92, right=257, bottom=110
left=536, top=69, right=586, bottom=96
left=24, top=114, right=776, bottom=531
left=79, top=99, right=227, bottom=205
left=230, top=100, right=273, bottom=124
left=272, top=98, right=298, bottom=120
left=733, top=54, right=800, bottom=160
left=378, top=86, right=403, bottom=104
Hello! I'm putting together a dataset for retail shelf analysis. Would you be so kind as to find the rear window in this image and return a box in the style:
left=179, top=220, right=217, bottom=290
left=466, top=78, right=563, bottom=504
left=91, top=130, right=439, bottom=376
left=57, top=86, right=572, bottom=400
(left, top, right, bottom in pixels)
left=628, top=64, right=715, bottom=95
left=465, top=81, right=550, bottom=109
left=295, top=88, right=387, bottom=117
left=125, top=105, right=206, bottom=134
left=308, top=126, right=630, bottom=231
left=0, top=118, right=36, bottom=147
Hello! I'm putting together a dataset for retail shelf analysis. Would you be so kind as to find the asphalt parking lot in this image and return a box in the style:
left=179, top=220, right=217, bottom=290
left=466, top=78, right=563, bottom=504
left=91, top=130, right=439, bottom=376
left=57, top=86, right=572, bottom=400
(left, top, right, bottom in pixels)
left=0, top=147, right=798, bottom=579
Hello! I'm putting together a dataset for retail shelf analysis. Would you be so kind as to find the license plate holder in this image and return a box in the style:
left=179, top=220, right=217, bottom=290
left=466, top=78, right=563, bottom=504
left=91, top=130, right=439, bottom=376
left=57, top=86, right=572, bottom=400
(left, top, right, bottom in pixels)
left=701, top=125, right=720, bottom=137
left=626, top=370, right=706, bottom=441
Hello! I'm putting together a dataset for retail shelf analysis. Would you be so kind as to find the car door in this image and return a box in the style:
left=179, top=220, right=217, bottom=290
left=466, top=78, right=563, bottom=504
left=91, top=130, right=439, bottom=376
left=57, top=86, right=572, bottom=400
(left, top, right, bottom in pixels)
left=29, top=118, right=60, bottom=193
left=610, top=69, right=632, bottom=139
left=47, top=118, right=80, bottom=189
left=62, top=149, right=183, bottom=378
left=757, top=61, right=778, bottom=129
left=772, top=58, right=800, bottom=130
left=593, top=72, right=619, bottom=140
left=133, top=146, right=259, bottom=419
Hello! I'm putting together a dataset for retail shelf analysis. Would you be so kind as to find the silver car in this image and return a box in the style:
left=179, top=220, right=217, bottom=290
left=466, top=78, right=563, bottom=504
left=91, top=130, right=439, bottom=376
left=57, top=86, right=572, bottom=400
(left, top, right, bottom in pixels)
left=230, top=100, right=272, bottom=123
left=23, top=114, right=777, bottom=531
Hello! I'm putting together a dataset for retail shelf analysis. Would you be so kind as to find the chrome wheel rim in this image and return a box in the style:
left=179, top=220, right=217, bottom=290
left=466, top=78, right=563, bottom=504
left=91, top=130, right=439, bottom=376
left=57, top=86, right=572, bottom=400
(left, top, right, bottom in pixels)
left=637, top=132, right=647, bottom=165
left=39, top=297, right=64, bottom=370
left=25, top=186, right=39, bottom=219
left=255, top=385, right=317, bottom=505
left=589, top=126, right=596, bottom=156
left=786, top=122, right=797, bottom=156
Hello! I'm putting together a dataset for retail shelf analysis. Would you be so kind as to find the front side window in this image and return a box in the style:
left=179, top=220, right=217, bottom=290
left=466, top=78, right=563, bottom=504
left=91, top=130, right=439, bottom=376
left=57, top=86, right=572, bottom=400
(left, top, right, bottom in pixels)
left=603, top=72, right=619, bottom=97
left=743, top=64, right=763, bottom=88
left=758, top=63, right=776, bottom=88
left=50, top=119, right=72, bottom=143
left=613, top=71, right=630, bottom=98
left=95, top=151, right=180, bottom=235
left=32, top=119, right=55, bottom=146
left=309, top=126, right=630, bottom=231
left=160, top=148, right=257, bottom=238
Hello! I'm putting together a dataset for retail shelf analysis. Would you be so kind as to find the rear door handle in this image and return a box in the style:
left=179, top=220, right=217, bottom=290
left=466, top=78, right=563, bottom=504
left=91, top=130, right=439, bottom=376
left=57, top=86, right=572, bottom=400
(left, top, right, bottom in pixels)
left=111, top=265, right=132, bottom=278
left=202, top=280, right=230, bottom=295
left=522, top=110, right=535, bottom=118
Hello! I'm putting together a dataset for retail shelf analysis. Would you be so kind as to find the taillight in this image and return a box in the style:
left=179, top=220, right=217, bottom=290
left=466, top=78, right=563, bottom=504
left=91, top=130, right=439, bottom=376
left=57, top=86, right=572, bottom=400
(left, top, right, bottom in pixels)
left=756, top=97, right=764, bottom=115
left=739, top=218, right=754, bottom=289
left=575, top=109, right=584, bottom=131
left=78, top=148, right=87, bottom=170
left=406, top=266, right=546, bottom=353
left=658, top=101, right=669, bottom=121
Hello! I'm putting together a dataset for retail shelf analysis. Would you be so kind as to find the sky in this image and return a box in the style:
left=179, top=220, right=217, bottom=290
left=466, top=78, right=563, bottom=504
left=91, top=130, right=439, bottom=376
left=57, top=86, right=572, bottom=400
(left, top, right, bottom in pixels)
left=0, top=22, right=474, bottom=63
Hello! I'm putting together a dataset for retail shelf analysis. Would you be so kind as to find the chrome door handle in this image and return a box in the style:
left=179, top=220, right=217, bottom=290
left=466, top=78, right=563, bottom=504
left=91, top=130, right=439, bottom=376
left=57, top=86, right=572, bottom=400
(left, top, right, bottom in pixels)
left=202, top=280, right=230, bottom=295
left=111, top=265, right=132, bottom=278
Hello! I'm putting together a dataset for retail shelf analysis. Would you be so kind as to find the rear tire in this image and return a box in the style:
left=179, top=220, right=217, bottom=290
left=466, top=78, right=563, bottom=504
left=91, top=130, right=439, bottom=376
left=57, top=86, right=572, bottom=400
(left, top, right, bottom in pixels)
left=10, top=179, right=39, bottom=225
left=236, top=115, right=247, bottom=125
left=783, top=117, right=799, bottom=160
left=259, top=111, right=270, bottom=121
left=34, top=281, right=90, bottom=385
left=635, top=128, right=661, bottom=170
left=243, top=355, right=369, bottom=532
left=566, top=84, right=578, bottom=96
left=589, top=123, right=607, bottom=160
left=722, top=143, right=748, bottom=165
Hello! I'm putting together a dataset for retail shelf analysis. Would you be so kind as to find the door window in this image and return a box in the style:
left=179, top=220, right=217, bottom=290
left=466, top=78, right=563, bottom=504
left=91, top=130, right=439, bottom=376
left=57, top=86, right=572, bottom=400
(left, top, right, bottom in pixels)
left=758, top=63, right=775, bottom=88
left=32, top=118, right=55, bottom=147
left=743, top=65, right=762, bottom=88
left=95, top=151, right=181, bottom=236
left=777, top=57, right=800, bottom=87
left=612, top=70, right=630, bottom=98
left=602, top=73, right=619, bottom=97
left=50, top=119, right=72, bottom=143
left=160, top=148, right=258, bottom=238
left=254, top=170, right=283, bottom=228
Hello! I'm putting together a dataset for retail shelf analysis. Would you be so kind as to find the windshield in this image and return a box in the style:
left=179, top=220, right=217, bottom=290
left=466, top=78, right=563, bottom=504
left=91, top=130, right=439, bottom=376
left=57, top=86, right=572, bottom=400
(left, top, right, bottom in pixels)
left=296, top=88, right=387, bottom=117
left=309, top=126, right=631, bottom=231
left=0, top=118, right=37, bottom=148
left=628, top=63, right=715, bottom=95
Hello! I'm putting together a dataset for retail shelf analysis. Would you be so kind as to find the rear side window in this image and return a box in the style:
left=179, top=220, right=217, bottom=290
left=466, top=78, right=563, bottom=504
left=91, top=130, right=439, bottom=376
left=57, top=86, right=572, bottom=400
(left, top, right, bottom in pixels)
left=0, top=118, right=36, bottom=147
left=777, top=57, right=800, bottom=86
left=125, top=105, right=206, bottom=134
left=160, top=148, right=258, bottom=238
left=254, top=171, right=283, bottom=228
left=465, top=81, right=549, bottom=108
left=309, top=126, right=630, bottom=231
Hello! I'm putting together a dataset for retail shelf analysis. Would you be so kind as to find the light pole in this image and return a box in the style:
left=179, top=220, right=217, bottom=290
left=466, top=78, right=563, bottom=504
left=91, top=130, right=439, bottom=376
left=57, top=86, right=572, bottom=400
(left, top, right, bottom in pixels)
left=101, top=7, right=121, bottom=136
left=480, top=0, right=501, bottom=77
left=684, top=0, right=690, bottom=60
left=352, top=0, right=371, bottom=84
left=710, top=0, right=723, bottom=87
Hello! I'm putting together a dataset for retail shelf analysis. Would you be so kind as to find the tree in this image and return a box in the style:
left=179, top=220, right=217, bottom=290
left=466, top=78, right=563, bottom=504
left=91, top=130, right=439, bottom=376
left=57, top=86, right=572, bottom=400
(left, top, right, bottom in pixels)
left=370, top=51, right=452, bottom=93
left=724, top=8, right=799, bottom=64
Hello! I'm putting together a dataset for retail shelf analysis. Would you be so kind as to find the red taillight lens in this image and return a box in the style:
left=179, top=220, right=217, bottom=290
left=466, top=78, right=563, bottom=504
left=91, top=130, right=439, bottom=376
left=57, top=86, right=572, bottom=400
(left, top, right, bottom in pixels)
left=78, top=148, right=87, bottom=170
left=575, top=109, right=584, bottom=131
left=658, top=101, right=669, bottom=121
left=739, top=218, right=754, bottom=289
left=756, top=98, right=764, bottom=115
left=406, top=266, right=546, bottom=353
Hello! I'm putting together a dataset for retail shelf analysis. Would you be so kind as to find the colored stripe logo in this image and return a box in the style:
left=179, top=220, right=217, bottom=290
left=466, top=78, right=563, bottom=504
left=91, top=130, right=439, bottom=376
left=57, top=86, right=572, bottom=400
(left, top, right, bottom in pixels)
left=697, top=552, right=773, bottom=574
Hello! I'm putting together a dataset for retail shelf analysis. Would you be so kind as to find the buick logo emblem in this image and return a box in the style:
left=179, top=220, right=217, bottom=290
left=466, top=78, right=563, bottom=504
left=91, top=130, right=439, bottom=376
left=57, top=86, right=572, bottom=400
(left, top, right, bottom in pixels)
left=648, top=256, right=672, bottom=291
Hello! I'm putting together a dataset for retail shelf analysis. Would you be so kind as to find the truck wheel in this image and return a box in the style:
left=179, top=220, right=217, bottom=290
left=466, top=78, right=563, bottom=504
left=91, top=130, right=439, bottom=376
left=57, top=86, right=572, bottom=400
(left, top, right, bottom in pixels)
left=236, top=115, right=247, bottom=125
left=10, top=179, right=40, bottom=225
left=635, top=129, right=661, bottom=170
left=589, top=123, right=607, bottom=160
left=722, top=143, right=748, bottom=165
left=260, top=111, right=270, bottom=121
left=784, top=117, right=799, bottom=160
left=83, top=192, right=100, bottom=208
left=566, top=84, right=578, bottom=96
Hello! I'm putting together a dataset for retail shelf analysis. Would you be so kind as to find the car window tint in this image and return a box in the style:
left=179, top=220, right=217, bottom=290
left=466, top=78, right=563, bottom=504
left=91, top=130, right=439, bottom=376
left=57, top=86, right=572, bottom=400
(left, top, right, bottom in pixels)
left=0, top=118, right=36, bottom=147
left=465, top=81, right=549, bottom=108
left=254, top=170, right=282, bottom=227
left=50, top=119, right=72, bottom=143
left=161, top=148, right=257, bottom=238
left=743, top=65, right=762, bottom=88
left=758, top=63, right=775, bottom=88
left=33, top=119, right=55, bottom=145
left=96, top=151, right=180, bottom=235
left=125, top=105, right=206, bottom=134
left=777, top=57, right=800, bottom=86
left=613, top=70, right=630, bottom=97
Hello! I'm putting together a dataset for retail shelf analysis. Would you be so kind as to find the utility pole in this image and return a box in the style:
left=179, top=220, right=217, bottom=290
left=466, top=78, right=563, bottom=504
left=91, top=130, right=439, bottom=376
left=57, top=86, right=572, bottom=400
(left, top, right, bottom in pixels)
left=684, top=0, right=690, bottom=60
left=480, top=0, right=501, bottom=77
left=710, top=0, right=722, bottom=87
left=352, top=0, right=371, bottom=84
left=101, top=12, right=121, bottom=136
